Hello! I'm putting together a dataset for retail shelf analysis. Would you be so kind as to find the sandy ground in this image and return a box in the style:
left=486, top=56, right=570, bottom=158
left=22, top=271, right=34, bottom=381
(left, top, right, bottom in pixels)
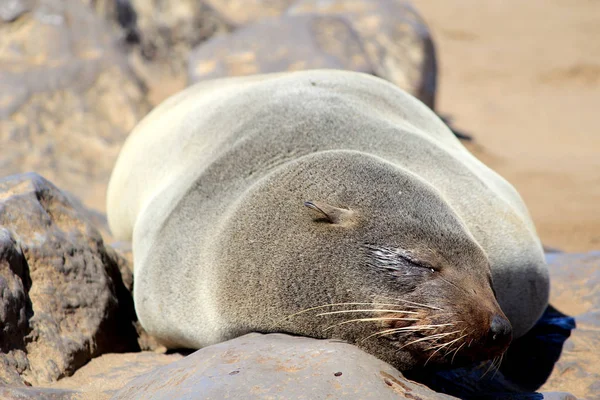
left=410, top=0, right=600, bottom=252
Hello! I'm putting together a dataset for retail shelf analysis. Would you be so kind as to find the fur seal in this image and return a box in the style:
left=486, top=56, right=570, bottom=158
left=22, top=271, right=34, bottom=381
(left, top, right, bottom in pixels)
left=107, top=70, right=549, bottom=371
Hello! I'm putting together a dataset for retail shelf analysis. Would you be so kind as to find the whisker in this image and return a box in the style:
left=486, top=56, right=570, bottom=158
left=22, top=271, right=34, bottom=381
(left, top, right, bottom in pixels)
left=316, top=309, right=418, bottom=316
left=278, top=302, right=413, bottom=323
left=360, top=324, right=454, bottom=343
left=323, top=317, right=419, bottom=332
left=396, top=330, right=462, bottom=350
left=424, top=338, right=457, bottom=366
left=377, top=296, right=443, bottom=311
left=426, top=341, right=452, bottom=350
left=480, top=357, right=498, bottom=379
left=431, top=334, right=466, bottom=359
left=491, top=353, right=504, bottom=379
left=382, top=324, right=455, bottom=335
left=425, top=329, right=465, bottom=350
left=451, top=342, right=467, bottom=364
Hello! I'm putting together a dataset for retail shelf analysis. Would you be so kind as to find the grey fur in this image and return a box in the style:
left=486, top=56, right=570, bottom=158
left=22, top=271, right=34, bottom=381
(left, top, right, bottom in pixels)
left=107, top=70, right=549, bottom=370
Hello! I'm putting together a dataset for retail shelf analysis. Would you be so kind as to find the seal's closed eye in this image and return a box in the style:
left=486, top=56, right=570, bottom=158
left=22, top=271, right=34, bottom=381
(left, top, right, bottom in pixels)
left=365, top=244, right=436, bottom=274
left=304, top=201, right=354, bottom=225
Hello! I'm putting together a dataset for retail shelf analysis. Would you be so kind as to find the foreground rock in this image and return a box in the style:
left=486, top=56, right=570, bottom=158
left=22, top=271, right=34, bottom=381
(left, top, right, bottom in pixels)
left=113, top=333, right=457, bottom=400
left=0, top=0, right=149, bottom=211
left=0, top=173, right=139, bottom=386
left=59, top=352, right=183, bottom=399
left=539, top=252, right=600, bottom=399
left=0, top=352, right=182, bottom=400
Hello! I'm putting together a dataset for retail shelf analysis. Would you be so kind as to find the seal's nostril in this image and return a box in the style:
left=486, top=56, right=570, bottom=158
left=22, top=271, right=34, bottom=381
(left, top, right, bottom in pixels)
left=489, top=315, right=512, bottom=343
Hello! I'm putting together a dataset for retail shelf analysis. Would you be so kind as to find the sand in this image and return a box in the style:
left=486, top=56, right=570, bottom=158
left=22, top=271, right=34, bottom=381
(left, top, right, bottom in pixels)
left=410, top=0, right=600, bottom=252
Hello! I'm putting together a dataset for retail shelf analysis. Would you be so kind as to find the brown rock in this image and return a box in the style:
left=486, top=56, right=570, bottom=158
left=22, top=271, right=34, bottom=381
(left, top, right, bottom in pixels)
left=122, top=0, right=229, bottom=104
left=540, top=252, right=600, bottom=399
left=0, top=351, right=183, bottom=399
left=52, top=352, right=183, bottom=399
left=0, top=0, right=31, bottom=22
left=82, top=0, right=229, bottom=105
left=0, top=0, right=149, bottom=212
left=288, top=0, right=438, bottom=109
left=0, top=173, right=139, bottom=386
left=0, top=386, right=81, bottom=400
left=112, top=333, right=458, bottom=399
left=188, top=14, right=372, bottom=83
left=201, top=0, right=295, bottom=27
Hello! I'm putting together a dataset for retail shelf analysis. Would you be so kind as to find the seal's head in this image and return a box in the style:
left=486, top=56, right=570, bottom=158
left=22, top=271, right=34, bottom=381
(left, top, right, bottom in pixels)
left=215, top=150, right=512, bottom=371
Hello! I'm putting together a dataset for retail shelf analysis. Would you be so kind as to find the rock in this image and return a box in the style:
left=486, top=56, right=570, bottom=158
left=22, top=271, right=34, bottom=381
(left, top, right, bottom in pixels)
left=121, top=0, right=229, bottom=104
left=83, top=0, right=229, bottom=105
left=112, top=333, right=457, bottom=399
left=539, top=252, right=600, bottom=399
left=188, top=15, right=372, bottom=83
left=49, top=352, right=184, bottom=399
left=80, top=0, right=139, bottom=43
left=0, top=352, right=181, bottom=400
left=0, top=173, right=139, bottom=386
left=0, top=0, right=150, bottom=212
left=0, top=386, right=81, bottom=400
left=201, top=0, right=295, bottom=27
left=288, top=0, right=438, bottom=109
left=128, top=0, right=226, bottom=62
left=0, top=0, right=31, bottom=22
left=188, top=0, right=438, bottom=109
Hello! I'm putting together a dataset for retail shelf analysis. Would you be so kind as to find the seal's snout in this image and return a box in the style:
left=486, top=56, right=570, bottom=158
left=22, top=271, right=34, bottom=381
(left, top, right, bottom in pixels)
left=487, top=314, right=512, bottom=350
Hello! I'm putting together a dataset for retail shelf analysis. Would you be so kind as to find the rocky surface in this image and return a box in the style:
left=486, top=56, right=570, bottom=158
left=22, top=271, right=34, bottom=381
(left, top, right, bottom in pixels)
left=0, top=351, right=182, bottom=399
left=188, top=0, right=437, bottom=109
left=117, top=0, right=229, bottom=105
left=77, top=0, right=229, bottom=105
left=202, top=0, right=296, bottom=27
left=112, top=333, right=458, bottom=400
left=52, top=352, right=182, bottom=399
left=288, top=0, right=438, bottom=109
left=540, top=252, right=600, bottom=399
left=0, top=0, right=149, bottom=212
left=188, top=14, right=372, bottom=83
left=0, top=173, right=139, bottom=386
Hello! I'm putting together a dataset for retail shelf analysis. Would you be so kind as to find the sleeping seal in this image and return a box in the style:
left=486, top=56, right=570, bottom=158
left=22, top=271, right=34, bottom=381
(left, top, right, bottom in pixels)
left=107, top=70, right=549, bottom=371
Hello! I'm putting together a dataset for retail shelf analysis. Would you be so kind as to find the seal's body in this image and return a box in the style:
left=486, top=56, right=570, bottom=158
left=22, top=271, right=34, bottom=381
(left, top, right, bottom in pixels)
left=107, top=70, right=548, bottom=370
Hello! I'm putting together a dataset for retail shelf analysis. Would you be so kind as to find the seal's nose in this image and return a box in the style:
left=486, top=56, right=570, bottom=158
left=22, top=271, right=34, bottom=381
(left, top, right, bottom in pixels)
left=488, top=314, right=512, bottom=348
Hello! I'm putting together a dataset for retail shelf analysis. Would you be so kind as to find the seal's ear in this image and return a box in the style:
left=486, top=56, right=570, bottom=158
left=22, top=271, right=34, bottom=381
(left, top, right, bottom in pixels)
left=304, top=201, right=354, bottom=225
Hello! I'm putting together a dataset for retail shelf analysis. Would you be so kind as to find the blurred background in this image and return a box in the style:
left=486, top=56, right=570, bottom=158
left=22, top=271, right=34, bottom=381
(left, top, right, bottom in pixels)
left=1, top=0, right=599, bottom=251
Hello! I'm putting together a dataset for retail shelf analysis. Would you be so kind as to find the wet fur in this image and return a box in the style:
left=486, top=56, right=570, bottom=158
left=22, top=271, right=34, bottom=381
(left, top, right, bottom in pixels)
left=107, top=70, right=549, bottom=370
